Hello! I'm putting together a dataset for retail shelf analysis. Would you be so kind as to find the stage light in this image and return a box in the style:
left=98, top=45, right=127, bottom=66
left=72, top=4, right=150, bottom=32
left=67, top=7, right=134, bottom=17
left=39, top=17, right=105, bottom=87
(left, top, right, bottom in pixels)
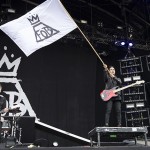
left=115, top=41, right=118, bottom=44
left=117, top=26, right=123, bottom=30
left=53, top=141, right=58, bottom=147
left=115, top=40, right=133, bottom=48
left=115, top=41, right=125, bottom=46
left=6, top=8, right=15, bottom=13
left=121, top=42, right=125, bottom=46
left=97, top=21, right=103, bottom=28
left=80, top=20, right=87, bottom=24
left=129, top=42, right=133, bottom=47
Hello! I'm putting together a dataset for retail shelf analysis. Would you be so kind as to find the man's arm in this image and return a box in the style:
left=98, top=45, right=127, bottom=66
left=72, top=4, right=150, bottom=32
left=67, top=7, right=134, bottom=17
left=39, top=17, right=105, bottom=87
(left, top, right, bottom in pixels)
left=103, top=64, right=116, bottom=78
left=103, top=64, right=110, bottom=82
left=114, top=77, right=122, bottom=85
left=1, top=97, right=9, bottom=113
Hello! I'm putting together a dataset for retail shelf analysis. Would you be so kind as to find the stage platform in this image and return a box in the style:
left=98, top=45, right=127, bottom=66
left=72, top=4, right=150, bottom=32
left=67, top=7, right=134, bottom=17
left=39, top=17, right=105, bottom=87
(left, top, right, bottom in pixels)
left=88, top=127, right=148, bottom=147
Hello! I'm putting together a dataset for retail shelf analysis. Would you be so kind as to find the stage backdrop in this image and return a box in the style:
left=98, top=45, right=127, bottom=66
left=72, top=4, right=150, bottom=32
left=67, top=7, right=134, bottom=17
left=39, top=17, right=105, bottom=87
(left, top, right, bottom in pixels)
left=0, top=29, right=150, bottom=146
left=0, top=30, right=96, bottom=146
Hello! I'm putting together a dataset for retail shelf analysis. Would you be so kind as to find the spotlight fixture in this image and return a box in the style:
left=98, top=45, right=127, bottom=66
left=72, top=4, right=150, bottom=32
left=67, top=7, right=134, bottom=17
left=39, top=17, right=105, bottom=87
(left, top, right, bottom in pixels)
left=115, top=41, right=118, bottom=44
left=115, top=40, right=133, bottom=48
left=97, top=22, right=103, bottom=28
left=121, top=42, right=125, bottom=46
left=6, top=8, right=16, bottom=13
left=129, top=42, right=133, bottom=47
left=117, top=26, right=123, bottom=30
left=80, top=20, right=87, bottom=24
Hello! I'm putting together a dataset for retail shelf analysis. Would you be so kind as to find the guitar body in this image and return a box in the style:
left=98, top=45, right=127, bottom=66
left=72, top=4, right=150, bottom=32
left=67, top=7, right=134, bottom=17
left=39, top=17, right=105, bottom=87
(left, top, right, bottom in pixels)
left=100, top=87, right=118, bottom=101
left=100, top=80, right=145, bottom=101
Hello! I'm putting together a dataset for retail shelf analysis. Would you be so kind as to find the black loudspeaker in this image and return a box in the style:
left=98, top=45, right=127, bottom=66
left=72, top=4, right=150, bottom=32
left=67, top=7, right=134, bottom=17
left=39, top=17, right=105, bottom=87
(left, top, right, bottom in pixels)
left=4, top=116, right=35, bottom=143
left=16, top=116, right=35, bottom=143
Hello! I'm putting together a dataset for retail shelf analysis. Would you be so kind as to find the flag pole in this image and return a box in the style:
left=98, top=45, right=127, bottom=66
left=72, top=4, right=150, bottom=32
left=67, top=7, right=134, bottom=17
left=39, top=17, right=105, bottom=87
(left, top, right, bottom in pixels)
left=77, top=27, right=105, bottom=65
left=59, top=0, right=106, bottom=66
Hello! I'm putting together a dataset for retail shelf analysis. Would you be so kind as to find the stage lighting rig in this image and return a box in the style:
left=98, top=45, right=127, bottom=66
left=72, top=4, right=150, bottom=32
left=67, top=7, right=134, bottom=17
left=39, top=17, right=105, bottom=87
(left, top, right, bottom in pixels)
left=1, top=1, right=15, bottom=14
left=115, top=40, right=133, bottom=48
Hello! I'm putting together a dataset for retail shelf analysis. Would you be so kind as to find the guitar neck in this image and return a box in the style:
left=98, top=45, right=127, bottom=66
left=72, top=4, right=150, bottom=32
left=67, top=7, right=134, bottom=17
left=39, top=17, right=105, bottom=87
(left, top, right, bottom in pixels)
left=114, top=82, right=137, bottom=93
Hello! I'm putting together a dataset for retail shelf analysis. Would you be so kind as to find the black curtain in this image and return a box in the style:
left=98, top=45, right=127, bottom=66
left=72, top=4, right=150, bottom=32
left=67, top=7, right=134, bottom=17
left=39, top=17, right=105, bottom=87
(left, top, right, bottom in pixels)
left=0, top=31, right=96, bottom=146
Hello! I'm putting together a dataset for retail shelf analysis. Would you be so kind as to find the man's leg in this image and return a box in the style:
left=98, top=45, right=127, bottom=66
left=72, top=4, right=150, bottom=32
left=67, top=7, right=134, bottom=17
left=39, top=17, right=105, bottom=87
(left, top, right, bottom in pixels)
left=114, top=101, right=122, bottom=127
left=105, top=100, right=113, bottom=126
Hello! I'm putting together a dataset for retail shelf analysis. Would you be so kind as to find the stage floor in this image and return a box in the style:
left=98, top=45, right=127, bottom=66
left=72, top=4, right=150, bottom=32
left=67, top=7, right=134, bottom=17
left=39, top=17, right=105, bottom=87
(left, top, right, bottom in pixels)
left=0, top=145, right=149, bottom=150
left=0, top=140, right=150, bottom=150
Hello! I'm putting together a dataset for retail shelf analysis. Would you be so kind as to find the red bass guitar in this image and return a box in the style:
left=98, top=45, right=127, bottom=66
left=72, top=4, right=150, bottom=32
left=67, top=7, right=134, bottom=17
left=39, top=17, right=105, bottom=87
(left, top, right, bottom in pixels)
left=100, top=80, right=145, bottom=101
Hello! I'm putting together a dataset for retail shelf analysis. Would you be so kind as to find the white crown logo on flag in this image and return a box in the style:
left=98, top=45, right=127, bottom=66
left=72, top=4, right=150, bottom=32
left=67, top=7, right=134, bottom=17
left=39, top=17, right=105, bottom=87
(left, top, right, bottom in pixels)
left=27, top=14, right=40, bottom=25
left=27, top=14, right=60, bottom=42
